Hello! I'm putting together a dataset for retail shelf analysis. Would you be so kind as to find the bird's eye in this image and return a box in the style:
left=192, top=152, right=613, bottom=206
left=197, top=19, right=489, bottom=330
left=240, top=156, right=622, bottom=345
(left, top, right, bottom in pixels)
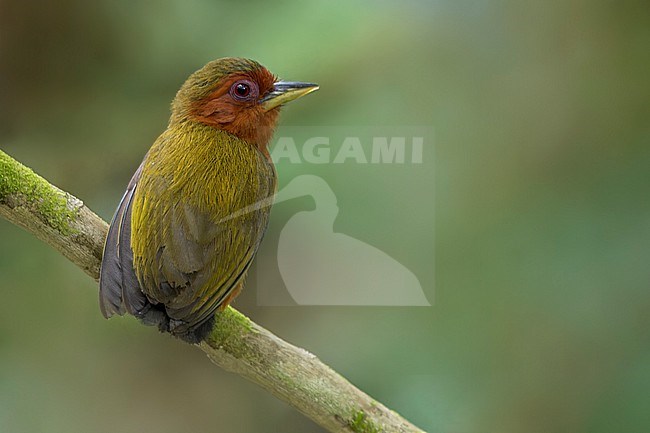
left=235, top=83, right=250, bottom=97
left=230, top=80, right=258, bottom=101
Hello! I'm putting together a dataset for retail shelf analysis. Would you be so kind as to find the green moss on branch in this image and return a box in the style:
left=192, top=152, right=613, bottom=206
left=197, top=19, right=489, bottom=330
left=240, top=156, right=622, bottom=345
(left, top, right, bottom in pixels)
left=349, top=411, right=382, bottom=433
left=205, top=306, right=255, bottom=355
left=0, top=150, right=78, bottom=234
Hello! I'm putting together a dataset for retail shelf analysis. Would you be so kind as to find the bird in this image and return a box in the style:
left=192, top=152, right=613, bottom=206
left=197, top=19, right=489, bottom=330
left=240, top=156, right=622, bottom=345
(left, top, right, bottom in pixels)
left=98, top=57, right=318, bottom=343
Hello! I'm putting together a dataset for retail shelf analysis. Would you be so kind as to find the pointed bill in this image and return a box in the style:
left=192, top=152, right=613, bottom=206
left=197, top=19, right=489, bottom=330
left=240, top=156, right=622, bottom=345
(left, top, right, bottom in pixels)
left=260, top=81, right=319, bottom=111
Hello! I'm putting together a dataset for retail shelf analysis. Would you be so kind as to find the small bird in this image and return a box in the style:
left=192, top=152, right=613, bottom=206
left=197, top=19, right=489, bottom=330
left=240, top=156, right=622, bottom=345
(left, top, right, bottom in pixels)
left=99, top=57, right=318, bottom=343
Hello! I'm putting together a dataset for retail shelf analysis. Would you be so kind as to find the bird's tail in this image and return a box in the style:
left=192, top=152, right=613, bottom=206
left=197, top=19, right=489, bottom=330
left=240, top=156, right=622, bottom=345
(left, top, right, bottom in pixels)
left=98, top=162, right=216, bottom=343
left=99, top=164, right=168, bottom=330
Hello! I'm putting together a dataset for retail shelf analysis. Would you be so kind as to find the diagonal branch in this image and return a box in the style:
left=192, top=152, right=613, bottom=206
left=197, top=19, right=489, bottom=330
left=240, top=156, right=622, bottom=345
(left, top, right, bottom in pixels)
left=0, top=149, right=425, bottom=433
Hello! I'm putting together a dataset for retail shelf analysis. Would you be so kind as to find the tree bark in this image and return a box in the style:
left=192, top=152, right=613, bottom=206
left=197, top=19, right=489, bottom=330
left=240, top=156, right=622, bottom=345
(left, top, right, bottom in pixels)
left=0, top=149, right=425, bottom=433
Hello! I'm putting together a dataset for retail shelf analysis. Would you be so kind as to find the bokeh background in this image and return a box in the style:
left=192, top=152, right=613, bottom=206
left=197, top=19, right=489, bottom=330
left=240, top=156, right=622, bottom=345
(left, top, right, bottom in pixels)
left=1, top=1, right=649, bottom=432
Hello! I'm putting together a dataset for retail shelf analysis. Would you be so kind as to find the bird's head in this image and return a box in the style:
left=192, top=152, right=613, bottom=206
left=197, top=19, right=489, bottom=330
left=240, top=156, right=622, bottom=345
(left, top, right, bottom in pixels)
left=171, top=57, right=318, bottom=152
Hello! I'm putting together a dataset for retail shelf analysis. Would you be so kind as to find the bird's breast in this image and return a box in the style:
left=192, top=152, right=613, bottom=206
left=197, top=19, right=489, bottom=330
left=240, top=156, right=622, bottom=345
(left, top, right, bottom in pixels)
left=150, top=123, right=277, bottom=223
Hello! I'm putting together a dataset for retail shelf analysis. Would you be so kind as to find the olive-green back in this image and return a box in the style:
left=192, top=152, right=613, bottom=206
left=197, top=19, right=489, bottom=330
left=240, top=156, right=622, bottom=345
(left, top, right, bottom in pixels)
left=130, top=121, right=276, bottom=332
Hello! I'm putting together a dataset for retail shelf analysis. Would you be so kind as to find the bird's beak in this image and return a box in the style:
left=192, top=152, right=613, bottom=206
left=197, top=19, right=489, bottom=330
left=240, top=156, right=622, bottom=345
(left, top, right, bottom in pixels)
left=260, top=81, right=319, bottom=111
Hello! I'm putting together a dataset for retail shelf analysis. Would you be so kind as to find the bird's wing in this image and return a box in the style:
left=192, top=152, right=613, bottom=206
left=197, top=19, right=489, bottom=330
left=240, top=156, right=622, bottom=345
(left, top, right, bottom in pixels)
left=99, top=163, right=148, bottom=318
left=131, top=167, right=272, bottom=333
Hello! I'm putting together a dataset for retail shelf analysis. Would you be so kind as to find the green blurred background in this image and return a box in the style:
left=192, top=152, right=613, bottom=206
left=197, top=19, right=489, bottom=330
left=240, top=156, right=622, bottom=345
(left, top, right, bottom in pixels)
left=1, top=1, right=649, bottom=432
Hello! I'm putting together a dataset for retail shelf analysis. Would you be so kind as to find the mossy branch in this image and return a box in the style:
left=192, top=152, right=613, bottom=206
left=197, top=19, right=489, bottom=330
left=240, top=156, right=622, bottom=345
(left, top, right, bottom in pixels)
left=0, top=149, right=425, bottom=433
